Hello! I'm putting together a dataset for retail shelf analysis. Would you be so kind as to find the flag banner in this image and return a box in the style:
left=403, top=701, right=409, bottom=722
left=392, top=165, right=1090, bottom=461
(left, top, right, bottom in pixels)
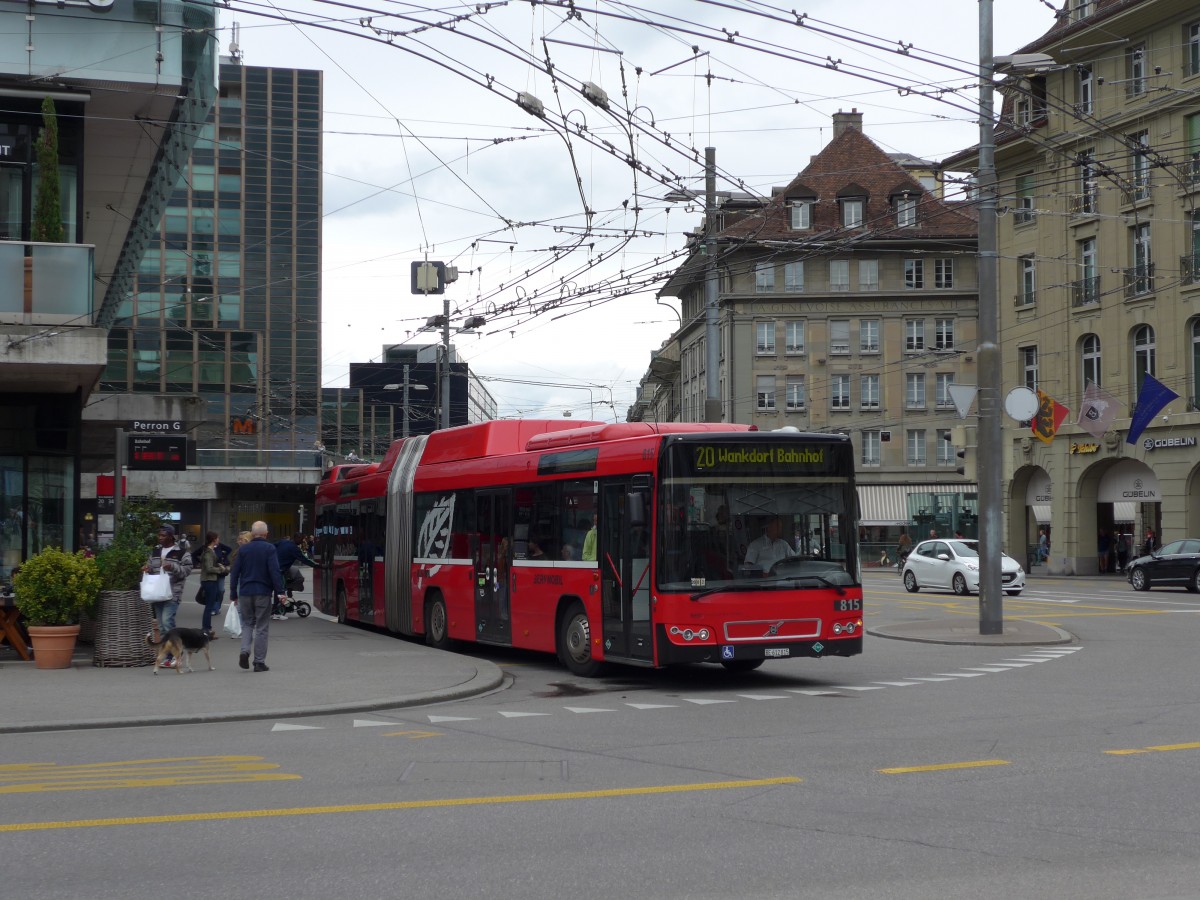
left=1076, top=381, right=1119, bottom=440
left=1031, top=389, right=1070, bottom=444
left=1126, top=374, right=1179, bottom=445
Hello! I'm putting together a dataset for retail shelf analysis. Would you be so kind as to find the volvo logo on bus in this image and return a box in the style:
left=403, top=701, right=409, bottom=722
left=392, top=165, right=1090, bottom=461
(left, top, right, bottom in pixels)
left=763, top=620, right=784, bottom=637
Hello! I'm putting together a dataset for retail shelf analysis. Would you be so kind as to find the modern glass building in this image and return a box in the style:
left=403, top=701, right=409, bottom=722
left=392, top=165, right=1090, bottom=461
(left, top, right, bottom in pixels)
left=98, top=59, right=322, bottom=455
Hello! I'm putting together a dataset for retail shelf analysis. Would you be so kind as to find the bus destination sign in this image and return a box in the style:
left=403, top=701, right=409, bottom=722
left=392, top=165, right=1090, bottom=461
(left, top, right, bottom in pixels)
left=693, top=444, right=826, bottom=471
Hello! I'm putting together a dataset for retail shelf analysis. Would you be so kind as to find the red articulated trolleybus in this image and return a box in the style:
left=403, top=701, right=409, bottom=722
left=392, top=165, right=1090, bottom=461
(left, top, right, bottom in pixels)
left=313, top=420, right=862, bottom=676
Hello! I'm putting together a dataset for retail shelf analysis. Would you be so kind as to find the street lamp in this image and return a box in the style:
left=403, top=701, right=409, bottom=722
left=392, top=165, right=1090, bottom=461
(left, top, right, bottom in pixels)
left=383, top=364, right=430, bottom=439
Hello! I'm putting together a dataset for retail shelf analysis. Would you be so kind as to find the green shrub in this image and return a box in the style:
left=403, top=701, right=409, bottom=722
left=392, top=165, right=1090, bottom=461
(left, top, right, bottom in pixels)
left=95, top=496, right=171, bottom=591
left=13, top=547, right=102, bottom=626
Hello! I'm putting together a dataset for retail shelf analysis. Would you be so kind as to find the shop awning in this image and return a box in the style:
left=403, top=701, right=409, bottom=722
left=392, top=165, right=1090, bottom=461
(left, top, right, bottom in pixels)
left=1031, top=505, right=1051, bottom=524
left=1114, top=501, right=1136, bottom=523
left=857, top=485, right=913, bottom=526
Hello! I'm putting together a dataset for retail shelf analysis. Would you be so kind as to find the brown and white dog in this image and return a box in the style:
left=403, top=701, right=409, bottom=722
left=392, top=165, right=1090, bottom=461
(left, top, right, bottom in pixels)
left=145, top=628, right=217, bottom=674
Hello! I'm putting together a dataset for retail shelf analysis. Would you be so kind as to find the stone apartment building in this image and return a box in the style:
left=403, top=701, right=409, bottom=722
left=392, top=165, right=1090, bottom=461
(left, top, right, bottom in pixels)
left=646, top=111, right=982, bottom=540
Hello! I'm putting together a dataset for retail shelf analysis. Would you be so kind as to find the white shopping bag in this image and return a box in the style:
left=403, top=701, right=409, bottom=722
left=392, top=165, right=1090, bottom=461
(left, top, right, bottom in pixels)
left=223, top=601, right=242, bottom=638
left=140, top=571, right=173, bottom=603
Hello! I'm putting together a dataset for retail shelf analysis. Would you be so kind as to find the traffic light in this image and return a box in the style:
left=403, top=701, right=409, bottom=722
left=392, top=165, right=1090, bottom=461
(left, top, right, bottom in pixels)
left=946, top=425, right=976, bottom=480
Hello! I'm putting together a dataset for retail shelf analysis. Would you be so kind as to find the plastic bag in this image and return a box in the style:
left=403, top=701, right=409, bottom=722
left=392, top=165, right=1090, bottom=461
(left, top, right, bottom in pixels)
left=140, top=571, right=173, bottom=603
left=223, top=601, right=242, bottom=638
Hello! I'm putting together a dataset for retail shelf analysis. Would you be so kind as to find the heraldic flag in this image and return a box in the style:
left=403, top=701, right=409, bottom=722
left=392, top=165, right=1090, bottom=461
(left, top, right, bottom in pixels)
left=1076, top=381, right=1119, bottom=440
left=1126, top=374, right=1179, bottom=445
left=1031, top=389, right=1069, bottom=444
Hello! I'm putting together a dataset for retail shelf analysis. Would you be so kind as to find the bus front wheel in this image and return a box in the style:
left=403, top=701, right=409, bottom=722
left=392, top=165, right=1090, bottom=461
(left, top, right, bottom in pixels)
left=336, top=585, right=348, bottom=625
left=558, top=602, right=601, bottom=677
left=426, top=595, right=452, bottom=650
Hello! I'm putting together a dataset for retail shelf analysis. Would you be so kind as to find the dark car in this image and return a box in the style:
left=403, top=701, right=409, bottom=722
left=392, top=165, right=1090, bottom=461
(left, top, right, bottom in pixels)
left=1126, top=539, right=1200, bottom=592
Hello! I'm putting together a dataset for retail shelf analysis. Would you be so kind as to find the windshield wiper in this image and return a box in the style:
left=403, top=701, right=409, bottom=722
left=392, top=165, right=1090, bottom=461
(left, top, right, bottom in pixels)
left=690, top=572, right=848, bottom=601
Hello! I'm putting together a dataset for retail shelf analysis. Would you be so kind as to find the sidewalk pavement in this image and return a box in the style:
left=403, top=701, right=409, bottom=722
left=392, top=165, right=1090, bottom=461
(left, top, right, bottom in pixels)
left=0, top=576, right=505, bottom=734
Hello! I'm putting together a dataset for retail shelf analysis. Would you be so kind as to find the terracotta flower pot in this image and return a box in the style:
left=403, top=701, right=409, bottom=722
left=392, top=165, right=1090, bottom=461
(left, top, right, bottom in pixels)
left=28, top=624, right=81, bottom=669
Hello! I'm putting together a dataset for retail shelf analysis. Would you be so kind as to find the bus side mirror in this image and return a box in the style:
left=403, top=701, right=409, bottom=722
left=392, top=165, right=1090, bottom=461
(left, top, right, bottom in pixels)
left=627, top=492, right=646, bottom=527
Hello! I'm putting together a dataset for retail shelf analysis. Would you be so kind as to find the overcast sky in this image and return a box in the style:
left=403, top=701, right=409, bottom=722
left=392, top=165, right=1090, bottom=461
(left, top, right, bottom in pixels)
left=225, top=0, right=1056, bottom=420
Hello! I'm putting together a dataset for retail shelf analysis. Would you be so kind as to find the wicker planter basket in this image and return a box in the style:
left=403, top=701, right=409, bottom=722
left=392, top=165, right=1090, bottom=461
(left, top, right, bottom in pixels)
left=93, top=589, right=156, bottom=667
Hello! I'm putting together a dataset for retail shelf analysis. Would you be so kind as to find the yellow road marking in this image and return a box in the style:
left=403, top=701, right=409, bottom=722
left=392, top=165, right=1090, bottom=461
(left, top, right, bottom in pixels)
left=0, top=755, right=298, bottom=794
left=0, top=776, right=802, bottom=833
left=1105, top=741, right=1200, bottom=756
left=382, top=730, right=442, bottom=739
left=878, top=759, right=1010, bottom=774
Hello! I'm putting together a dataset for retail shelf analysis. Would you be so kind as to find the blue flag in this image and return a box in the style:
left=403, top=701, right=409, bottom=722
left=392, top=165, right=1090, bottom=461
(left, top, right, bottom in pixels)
left=1126, top=374, right=1179, bottom=445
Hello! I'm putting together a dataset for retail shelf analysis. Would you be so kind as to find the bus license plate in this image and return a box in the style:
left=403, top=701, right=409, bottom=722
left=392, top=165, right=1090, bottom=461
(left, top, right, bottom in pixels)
left=764, top=648, right=790, bottom=658
left=834, top=598, right=863, bottom=612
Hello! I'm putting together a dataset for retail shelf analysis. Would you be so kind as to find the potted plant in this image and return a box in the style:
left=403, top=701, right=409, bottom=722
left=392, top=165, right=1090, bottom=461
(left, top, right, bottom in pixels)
left=92, top=497, right=170, bottom=667
left=13, top=547, right=101, bottom=669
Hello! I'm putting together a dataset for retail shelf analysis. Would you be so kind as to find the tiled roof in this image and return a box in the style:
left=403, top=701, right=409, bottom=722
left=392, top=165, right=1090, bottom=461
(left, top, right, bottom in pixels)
left=720, top=125, right=977, bottom=244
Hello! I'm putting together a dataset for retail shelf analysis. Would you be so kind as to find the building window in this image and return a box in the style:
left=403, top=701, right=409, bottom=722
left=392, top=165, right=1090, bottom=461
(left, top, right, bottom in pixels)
left=1076, top=149, right=1097, bottom=214
left=860, top=374, right=880, bottom=410
left=905, top=319, right=925, bottom=352
left=1134, top=325, right=1156, bottom=398
left=1081, top=333, right=1101, bottom=388
left=861, top=430, right=881, bottom=467
left=1014, top=173, right=1036, bottom=224
left=841, top=198, right=864, bottom=228
left=829, top=320, right=850, bottom=355
left=789, top=199, right=813, bottom=230
left=905, top=373, right=926, bottom=409
left=934, top=318, right=954, bottom=351
left=756, top=375, right=776, bottom=410
left=785, top=320, right=805, bottom=354
left=756, top=321, right=776, bottom=355
left=1188, top=22, right=1200, bottom=78
left=1128, top=222, right=1153, bottom=297
left=784, top=261, right=804, bottom=292
left=755, top=261, right=775, bottom=293
left=906, top=430, right=927, bottom=467
left=786, top=375, right=806, bottom=410
left=829, top=259, right=850, bottom=291
left=1188, top=210, right=1200, bottom=284
left=896, top=195, right=917, bottom=227
left=1076, top=64, right=1093, bottom=114
left=1192, top=320, right=1200, bottom=408
left=1187, top=114, right=1200, bottom=187
left=1020, top=254, right=1036, bottom=306
left=1021, top=346, right=1039, bottom=391
left=934, top=259, right=954, bottom=289
left=936, top=428, right=955, bottom=466
left=831, top=374, right=851, bottom=410
left=1072, top=0, right=1092, bottom=21
left=936, top=373, right=955, bottom=408
left=1075, top=237, right=1098, bottom=305
left=858, top=258, right=879, bottom=291
left=1129, top=130, right=1150, bottom=201
left=904, top=258, right=924, bottom=289
left=1126, top=44, right=1146, bottom=97
left=859, top=319, right=880, bottom=353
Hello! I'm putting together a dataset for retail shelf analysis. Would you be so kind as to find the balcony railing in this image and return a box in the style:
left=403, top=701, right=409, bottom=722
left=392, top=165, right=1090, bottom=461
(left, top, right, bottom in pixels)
left=194, top=448, right=324, bottom=468
left=1122, top=263, right=1155, bottom=299
left=0, top=241, right=95, bottom=322
left=1071, top=275, right=1101, bottom=306
left=1068, top=189, right=1098, bottom=217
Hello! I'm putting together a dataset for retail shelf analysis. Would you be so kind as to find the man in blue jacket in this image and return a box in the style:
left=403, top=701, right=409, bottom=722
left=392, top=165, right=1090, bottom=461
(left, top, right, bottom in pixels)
left=273, top=532, right=320, bottom=619
left=229, top=520, right=286, bottom=672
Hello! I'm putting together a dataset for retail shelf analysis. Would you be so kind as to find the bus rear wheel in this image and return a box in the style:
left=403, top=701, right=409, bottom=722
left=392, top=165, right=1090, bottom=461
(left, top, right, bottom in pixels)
left=426, top=595, right=451, bottom=650
left=336, top=585, right=348, bottom=624
left=558, top=602, right=601, bottom=677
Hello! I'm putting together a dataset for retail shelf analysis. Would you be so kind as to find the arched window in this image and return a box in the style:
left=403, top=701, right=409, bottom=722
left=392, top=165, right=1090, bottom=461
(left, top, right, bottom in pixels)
left=1081, top=333, right=1101, bottom=388
left=1191, top=319, right=1200, bottom=409
left=1133, top=325, right=1156, bottom=400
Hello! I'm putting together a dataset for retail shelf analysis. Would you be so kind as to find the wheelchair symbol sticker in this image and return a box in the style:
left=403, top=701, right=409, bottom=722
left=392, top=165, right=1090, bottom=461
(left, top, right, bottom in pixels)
left=721, top=645, right=734, bottom=659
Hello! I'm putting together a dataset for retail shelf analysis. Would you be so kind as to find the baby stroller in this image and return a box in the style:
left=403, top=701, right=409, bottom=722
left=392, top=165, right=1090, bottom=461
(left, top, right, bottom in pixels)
left=274, top=565, right=312, bottom=618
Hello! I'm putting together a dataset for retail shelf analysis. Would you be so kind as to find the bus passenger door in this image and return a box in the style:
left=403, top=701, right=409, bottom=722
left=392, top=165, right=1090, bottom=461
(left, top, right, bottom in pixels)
left=474, top=490, right=512, bottom=644
left=600, top=483, right=653, bottom=663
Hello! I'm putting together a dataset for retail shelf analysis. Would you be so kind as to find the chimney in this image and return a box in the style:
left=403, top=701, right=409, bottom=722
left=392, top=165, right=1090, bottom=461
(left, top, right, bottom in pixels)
left=832, top=108, right=862, bottom=139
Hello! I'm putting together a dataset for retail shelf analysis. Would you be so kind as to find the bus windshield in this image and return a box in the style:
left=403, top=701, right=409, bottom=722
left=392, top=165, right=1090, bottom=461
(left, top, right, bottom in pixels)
left=656, top=436, right=858, bottom=593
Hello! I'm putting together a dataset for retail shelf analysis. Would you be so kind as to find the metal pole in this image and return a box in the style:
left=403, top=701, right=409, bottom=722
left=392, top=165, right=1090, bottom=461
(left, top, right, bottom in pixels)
left=113, top=428, right=125, bottom=528
left=703, top=146, right=721, bottom=423
left=402, top=364, right=411, bottom=439
left=978, top=0, right=1003, bottom=634
left=440, top=295, right=451, bottom=430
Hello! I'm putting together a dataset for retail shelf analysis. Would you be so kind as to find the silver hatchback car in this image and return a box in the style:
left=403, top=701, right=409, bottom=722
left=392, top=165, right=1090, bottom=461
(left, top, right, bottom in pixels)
left=902, top=538, right=1026, bottom=596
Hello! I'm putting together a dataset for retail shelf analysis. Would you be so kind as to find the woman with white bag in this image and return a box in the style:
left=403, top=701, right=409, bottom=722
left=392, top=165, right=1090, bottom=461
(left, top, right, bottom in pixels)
left=142, top=524, right=193, bottom=668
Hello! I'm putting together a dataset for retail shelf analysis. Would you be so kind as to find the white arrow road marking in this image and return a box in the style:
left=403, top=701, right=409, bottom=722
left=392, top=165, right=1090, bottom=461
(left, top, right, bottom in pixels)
left=786, top=689, right=843, bottom=696
left=906, top=677, right=956, bottom=682
left=626, top=703, right=678, bottom=709
left=427, top=715, right=477, bottom=723
left=684, top=698, right=737, bottom=705
left=872, top=681, right=923, bottom=686
left=564, top=706, right=615, bottom=714
left=271, top=723, right=322, bottom=731
left=934, top=672, right=986, bottom=677
left=497, top=711, right=551, bottom=718
left=737, top=693, right=791, bottom=700
left=834, top=685, right=885, bottom=691
left=352, top=719, right=395, bottom=728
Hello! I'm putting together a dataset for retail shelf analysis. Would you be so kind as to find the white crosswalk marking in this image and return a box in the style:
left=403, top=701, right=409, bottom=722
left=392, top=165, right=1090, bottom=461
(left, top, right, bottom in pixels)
left=498, top=711, right=550, bottom=718
left=564, top=706, right=615, bottom=714
left=626, top=703, right=678, bottom=709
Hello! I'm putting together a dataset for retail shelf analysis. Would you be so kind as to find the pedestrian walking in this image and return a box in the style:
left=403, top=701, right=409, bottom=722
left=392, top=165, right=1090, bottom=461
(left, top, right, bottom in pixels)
left=229, top=520, right=286, bottom=673
left=142, top=524, right=193, bottom=668
left=198, top=531, right=230, bottom=632
left=896, top=528, right=912, bottom=570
